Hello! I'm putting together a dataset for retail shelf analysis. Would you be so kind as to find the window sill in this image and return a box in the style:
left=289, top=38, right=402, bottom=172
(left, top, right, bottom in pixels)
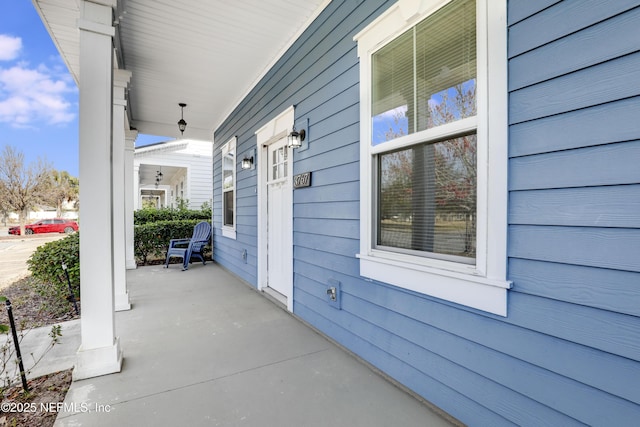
left=222, top=227, right=236, bottom=240
left=357, top=253, right=511, bottom=316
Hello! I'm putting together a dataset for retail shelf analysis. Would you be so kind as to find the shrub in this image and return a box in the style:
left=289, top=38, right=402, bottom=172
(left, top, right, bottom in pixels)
left=134, top=220, right=211, bottom=265
left=134, top=206, right=211, bottom=225
left=26, top=233, right=79, bottom=315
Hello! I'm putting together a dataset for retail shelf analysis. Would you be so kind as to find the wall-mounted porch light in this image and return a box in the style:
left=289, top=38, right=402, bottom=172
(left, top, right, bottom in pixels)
left=177, top=103, right=187, bottom=135
left=241, top=156, right=253, bottom=170
left=287, top=126, right=305, bottom=149
left=241, top=149, right=255, bottom=170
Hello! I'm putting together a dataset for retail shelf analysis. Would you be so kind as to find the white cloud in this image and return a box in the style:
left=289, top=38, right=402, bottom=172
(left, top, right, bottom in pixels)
left=374, top=105, right=408, bottom=120
left=0, top=63, right=76, bottom=128
left=0, top=35, right=22, bottom=61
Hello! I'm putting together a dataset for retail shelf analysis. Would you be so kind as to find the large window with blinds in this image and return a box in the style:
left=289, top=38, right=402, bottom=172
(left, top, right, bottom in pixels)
left=355, top=0, right=510, bottom=316
left=373, top=0, right=476, bottom=263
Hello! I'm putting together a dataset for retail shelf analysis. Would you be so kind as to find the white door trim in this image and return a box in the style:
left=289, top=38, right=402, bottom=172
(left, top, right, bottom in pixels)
left=255, top=106, right=295, bottom=312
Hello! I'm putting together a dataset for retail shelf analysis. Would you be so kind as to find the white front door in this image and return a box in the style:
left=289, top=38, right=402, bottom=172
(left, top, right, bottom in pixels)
left=265, top=137, right=292, bottom=300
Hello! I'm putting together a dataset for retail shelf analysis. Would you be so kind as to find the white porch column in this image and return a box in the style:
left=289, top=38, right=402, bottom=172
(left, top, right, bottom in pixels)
left=125, top=129, right=138, bottom=269
left=133, top=163, right=140, bottom=210
left=75, top=0, right=123, bottom=380
left=113, top=69, right=131, bottom=311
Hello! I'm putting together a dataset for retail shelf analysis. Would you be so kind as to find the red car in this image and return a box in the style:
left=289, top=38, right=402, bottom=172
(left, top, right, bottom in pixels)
left=8, top=218, right=79, bottom=235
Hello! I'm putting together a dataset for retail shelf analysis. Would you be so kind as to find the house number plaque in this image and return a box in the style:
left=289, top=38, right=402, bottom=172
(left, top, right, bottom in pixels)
left=293, top=172, right=312, bottom=189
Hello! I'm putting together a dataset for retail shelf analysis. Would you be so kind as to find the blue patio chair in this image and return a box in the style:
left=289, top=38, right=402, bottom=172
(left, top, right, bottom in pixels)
left=164, top=221, right=211, bottom=270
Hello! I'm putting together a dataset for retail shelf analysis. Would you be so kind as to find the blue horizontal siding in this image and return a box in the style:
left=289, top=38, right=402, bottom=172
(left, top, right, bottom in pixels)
left=507, top=2, right=640, bottom=423
left=296, top=122, right=359, bottom=157
left=508, top=292, right=640, bottom=364
left=509, top=258, right=640, bottom=318
left=213, top=234, right=257, bottom=286
left=292, top=51, right=359, bottom=113
left=294, top=245, right=359, bottom=279
left=509, top=140, right=640, bottom=190
left=508, top=0, right=640, bottom=58
left=294, top=200, right=359, bottom=220
left=293, top=181, right=359, bottom=204
left=294, top=143, right=360, bottom=179
left=301, top=84, right=359, bottom=128
left=297, top=107, right=360, bottom=155
left=509, top=96, right=640, bottom=157
left=509, top=225, right=640, bottom=272
left=294, top=218, right=359, bottom=240
left=510, top=51, right=640, bottom=124
left=509, top=7, right=640, bottom=91
left=509, top=185, right=640, bottom=227
left=507, top=0, right=560, bottom=25
left=293, top=232, right=358, bottom=257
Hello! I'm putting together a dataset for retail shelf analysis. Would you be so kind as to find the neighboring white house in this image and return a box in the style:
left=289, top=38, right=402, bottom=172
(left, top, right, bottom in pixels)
left=5, top=200, right=79, bottom=223
left=134, top=139, right=213, bottom=210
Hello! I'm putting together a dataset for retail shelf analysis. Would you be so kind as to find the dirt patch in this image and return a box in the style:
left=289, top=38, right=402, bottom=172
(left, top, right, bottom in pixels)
left=0, top=369, right=73, bottom=427
left=0, top=277, right=79, bottom=330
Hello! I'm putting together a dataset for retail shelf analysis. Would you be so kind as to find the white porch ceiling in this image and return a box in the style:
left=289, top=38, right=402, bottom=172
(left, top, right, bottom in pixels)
left=137, top=164, right=182, bottom=187
left=33, top=0, right=329, bottom=140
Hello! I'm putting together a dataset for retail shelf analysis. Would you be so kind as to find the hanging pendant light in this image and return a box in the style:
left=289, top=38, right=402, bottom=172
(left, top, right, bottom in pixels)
left=177, top=103, right=187, bottom=135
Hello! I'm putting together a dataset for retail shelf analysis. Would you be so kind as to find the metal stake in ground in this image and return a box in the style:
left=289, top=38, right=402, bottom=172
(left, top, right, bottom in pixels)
left=62, top=262, right=79, bottom=315
left=5, top=299, right=29, bottom=392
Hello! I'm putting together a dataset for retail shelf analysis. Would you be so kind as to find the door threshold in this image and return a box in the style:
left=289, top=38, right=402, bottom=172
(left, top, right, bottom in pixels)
left=262, top=287, right=287, bottom=307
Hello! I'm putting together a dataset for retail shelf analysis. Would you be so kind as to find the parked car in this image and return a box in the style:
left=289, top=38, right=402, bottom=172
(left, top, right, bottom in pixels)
left=8, top=218, right=79, bottom=235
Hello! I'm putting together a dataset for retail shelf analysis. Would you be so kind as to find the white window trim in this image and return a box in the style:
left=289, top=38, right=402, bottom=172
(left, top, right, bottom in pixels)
left=221, top=136, right=237, bottom=240
left=354, top=0, right=510, bottom=316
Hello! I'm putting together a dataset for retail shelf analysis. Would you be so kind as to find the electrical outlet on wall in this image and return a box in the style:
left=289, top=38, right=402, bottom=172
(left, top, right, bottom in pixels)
left=326, top=278, right=341, bottom=310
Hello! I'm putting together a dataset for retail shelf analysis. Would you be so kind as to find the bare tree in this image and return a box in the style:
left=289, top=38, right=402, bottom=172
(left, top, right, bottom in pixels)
left=0, top=146, right=53, bottom=235
left=0, top=188, right=9, bottom=226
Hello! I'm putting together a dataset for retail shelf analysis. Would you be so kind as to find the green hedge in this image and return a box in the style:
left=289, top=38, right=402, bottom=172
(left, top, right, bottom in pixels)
left=23, top=207, right=212, bottom=313
left=134, top=206, right=211, bottom=225
left=134, top=220, right=211, bottom=265
left=27, top=232, right=80, bottom=315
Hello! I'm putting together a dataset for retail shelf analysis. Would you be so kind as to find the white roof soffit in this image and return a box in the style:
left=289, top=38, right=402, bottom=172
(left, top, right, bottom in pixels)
left=33, top=0, right=330, bottom=140
left=134, top=140, right=189, bottom=155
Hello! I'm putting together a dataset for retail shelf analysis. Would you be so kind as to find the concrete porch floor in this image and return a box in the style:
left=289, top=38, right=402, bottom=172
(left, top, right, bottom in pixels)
left=52, top=263, right=457, bottom=426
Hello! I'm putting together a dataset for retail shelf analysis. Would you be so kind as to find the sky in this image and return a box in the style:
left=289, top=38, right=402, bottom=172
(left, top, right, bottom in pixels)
left=0, top=2, right=168, bottom=178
